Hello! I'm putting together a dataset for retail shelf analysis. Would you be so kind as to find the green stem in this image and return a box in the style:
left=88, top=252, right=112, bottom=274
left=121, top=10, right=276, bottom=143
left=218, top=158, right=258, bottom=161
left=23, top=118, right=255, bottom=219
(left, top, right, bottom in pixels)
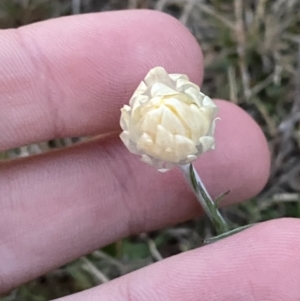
left=204, top=224, right=254, bottom=244
left=179, top=163, right=229, bottom=235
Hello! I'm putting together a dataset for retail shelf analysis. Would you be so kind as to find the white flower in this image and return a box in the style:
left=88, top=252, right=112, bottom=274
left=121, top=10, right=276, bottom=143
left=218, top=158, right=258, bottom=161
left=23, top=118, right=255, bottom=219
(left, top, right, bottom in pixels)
left=120, top=66, right=218, bottom=171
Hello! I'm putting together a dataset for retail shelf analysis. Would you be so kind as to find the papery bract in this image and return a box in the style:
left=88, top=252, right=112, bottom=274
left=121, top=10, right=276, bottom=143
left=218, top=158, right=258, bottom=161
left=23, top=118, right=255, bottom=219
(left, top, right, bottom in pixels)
left=120, top=66, right=218, bottom=171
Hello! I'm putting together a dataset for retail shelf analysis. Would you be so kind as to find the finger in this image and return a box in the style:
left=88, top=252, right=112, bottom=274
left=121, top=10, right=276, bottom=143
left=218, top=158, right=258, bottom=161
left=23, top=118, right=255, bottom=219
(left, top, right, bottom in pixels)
left=0, top=10, right=203, bottom=150
left=57, top=218, right=300, bottom=301
left=0, top=100, right=270, bottom=292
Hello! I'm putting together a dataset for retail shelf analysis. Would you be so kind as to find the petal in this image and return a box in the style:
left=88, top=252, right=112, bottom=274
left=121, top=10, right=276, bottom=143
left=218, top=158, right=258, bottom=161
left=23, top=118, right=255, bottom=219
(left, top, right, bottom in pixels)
left=202, top=95, right=218, bottom=109
left=137, top=132, right=155, bottom=153
left=186, top=154, right=197, bottom=162
left=175, top=78, right=200, bottom=94
left=155, top=124, right=176, bottom=161
left=131, top=94, right=149, bottom=115
left=206, top=117, right=220, bottom=136
left=174, top=134, right=197, bottom=161
left=120, top=105, right=131, bottom=131
left=167, top=101, right=210, bottom=140
left=138, top=106, right=164, bottom=137
left=120, top=131, right=141, bottom=155
left=140, top=154, right=153, bottom=166
left=160, top=106, right=188, bottom=136
left=150, top=82, right=178, bottom=97
left=130, top=81, right=148, bottom=104
left=163, top=96, right=191, bottom=111
left=144, top=66, right=172, bottom=87
left=198, top=136, right=215, bottom=153
left=183, top=87, right=202, bottom=105
left=169, top=73, right=189, bottom=82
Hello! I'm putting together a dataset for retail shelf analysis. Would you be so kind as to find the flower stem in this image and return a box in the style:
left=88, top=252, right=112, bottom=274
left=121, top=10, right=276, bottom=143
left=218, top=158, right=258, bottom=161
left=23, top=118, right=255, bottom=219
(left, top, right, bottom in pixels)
left=179, top=163, right=229, bottom=235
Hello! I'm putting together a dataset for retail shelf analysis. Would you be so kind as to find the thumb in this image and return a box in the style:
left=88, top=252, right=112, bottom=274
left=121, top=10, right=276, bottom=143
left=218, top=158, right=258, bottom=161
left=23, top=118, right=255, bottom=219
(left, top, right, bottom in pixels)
left=56, top=218, right=300, bottom=301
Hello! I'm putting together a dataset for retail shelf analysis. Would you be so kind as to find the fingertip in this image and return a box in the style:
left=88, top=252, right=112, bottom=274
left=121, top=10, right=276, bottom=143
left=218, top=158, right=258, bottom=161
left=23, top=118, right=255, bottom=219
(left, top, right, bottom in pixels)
left=197, top=100, right=270, bottom=204
left=141, top=10, right=204, bottom=85
left=104, top=9, right=204, bottom=87
left=81, top=218, right=300, bottom=301
left=23, top=9, right=204, bottom=85
left=0, top=10, right=204, bottom=149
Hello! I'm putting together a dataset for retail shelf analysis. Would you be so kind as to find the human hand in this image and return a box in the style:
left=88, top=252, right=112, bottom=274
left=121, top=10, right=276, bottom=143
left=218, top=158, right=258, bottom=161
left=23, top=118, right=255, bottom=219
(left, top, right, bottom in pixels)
left=0, top=9, right=296, bottom=301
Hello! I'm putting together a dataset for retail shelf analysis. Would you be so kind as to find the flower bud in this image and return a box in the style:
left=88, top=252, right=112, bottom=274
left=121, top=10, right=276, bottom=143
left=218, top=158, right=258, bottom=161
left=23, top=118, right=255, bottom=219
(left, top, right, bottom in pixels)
left=120, top=66, right=218, bottom=171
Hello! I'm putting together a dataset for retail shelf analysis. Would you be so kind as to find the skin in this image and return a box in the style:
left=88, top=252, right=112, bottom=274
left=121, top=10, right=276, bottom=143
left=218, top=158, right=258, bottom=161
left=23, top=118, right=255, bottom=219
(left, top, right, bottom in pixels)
left=0, top=9, right=298, bottom=301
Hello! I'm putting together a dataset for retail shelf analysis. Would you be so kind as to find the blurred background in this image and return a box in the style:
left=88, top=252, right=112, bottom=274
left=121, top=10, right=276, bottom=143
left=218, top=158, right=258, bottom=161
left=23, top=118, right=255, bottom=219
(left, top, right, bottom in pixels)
left=0, top=0, right=300, bottom=300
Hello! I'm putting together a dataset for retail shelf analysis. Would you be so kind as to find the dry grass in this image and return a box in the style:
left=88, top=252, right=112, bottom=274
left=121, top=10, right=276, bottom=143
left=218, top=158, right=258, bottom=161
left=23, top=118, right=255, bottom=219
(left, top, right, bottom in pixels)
left=1, top=0, right=300, bottom=300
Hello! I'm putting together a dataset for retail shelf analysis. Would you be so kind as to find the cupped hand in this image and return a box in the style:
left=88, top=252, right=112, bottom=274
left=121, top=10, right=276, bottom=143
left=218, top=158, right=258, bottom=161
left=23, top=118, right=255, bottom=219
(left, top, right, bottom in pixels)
left=0, top=9, right=297, bottom=301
